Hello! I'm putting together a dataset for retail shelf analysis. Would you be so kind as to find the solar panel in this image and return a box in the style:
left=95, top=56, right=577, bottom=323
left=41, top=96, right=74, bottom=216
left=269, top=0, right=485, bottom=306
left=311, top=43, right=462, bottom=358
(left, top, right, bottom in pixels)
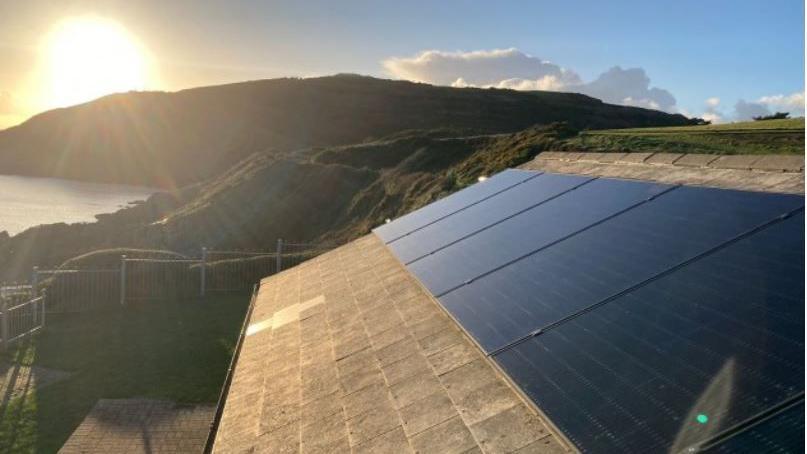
left=702, top=400, right=805, bottom=453
left=387, top=173, right=593, bottom=264
left=437, top=185, right=804, bottom=352
left=407, top=177, right=672, bottom=297
left=373, top=169, right=537, bottom=243
left=493, top=212, right=805, bottom=453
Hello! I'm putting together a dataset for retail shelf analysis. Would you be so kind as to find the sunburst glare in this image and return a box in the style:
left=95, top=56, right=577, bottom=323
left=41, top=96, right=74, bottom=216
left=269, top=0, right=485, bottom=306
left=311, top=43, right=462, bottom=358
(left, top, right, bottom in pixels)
left=44, top=16, right=151, bottom=108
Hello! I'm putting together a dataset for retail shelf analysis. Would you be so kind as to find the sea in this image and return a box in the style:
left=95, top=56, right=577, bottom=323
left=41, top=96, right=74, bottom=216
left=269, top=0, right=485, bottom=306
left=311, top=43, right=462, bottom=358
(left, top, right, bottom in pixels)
left=0, top=174, right=157, bottom=236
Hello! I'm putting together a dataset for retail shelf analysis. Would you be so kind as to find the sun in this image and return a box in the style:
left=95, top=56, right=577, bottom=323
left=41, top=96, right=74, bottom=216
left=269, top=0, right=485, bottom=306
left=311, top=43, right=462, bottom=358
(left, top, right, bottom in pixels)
left=45, top=17, right=150, bottom=108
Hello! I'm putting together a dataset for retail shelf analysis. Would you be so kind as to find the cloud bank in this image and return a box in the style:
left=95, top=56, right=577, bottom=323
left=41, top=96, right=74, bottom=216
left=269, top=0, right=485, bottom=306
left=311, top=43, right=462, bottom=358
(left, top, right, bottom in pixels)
left=383, top=48, right=677, bottom=112
left=703, top=91, right=805, bottom=122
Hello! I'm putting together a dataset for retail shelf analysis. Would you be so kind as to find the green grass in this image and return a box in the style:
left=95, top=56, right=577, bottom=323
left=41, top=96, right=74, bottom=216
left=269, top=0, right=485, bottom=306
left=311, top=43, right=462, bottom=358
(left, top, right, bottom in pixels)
left=591, top=117, right=805, bottom=134
left=0, top=293, right=250, bottom=453
left=563, top=117, right=805, bottom=155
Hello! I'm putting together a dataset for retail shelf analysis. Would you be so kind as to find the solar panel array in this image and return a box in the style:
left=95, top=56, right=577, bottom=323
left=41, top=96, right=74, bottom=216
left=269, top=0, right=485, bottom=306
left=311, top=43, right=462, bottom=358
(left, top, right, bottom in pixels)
left=373, top=169, right=805, bottom=453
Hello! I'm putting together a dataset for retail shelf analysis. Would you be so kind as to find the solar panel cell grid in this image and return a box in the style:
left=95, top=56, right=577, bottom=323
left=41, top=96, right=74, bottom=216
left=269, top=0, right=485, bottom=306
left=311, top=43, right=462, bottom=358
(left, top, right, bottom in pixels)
left=494, top=213, right=805, bottom=453
left=438, top=186, right=804, bottom=352
left=388, top=173, right=593, bottom=264
left=373, top=168, right=537, bottom=243
left=407, top=177, right=673, bottom=298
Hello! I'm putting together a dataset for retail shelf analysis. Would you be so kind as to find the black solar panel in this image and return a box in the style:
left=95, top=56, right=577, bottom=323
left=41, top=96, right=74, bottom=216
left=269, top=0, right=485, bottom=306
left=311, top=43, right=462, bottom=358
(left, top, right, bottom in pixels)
left=377, top=169, right=805, bottom=453
left=437, top=185, right=804, bottom=352
left=388, top=173, right=593, bottom=264
left=702, top=400, right=805, bottom=454
left=493, top=212, right=805, bottom=453
left=407, top=177, right=672, bottom=297
left=373, top=169, right=537, bottom=243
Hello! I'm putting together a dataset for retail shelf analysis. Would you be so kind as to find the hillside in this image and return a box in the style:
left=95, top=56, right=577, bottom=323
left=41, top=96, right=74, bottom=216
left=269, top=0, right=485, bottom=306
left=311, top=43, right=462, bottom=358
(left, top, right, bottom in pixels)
left=0, top=124, right=578, bottom=280
left=0, top=74, right=692, bottom=187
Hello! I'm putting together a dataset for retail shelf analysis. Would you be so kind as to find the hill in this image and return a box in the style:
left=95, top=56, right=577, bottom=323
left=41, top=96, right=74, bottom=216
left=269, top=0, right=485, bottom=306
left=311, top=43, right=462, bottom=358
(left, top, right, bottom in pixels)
left=0, top=74, right=692, bottom=187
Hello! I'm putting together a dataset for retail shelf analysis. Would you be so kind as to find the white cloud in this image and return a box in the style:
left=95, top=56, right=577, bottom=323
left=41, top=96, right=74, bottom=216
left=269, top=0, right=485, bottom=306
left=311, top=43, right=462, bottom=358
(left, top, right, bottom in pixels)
left=382, top=48, right=581, bottom=87
left=702, top=112, right=723, bottom=124
left=382, top=49, right=677, bottom=112
left=701, top=96, right=724, bottom=123
left=733, top=99, right=771, bottom=121
left=574, top=66, right=676, bottom=112
left=757, top=91, right=804, bottom=116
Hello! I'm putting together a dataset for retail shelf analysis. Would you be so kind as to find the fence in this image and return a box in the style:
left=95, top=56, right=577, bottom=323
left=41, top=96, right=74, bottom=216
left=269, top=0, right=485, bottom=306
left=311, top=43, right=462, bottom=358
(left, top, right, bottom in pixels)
left=0, top=286, right=44, bottom=350
left=19, top=239, right=334, bottom=314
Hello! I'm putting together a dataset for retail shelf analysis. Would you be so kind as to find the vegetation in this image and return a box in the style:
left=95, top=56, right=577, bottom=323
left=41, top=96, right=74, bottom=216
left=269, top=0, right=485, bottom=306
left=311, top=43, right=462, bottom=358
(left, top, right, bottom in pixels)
left=0, top=293, right=250, bottom=453
left=753, top=112, right=790, bottom=121
left=563, top=117, right=805, bottom=155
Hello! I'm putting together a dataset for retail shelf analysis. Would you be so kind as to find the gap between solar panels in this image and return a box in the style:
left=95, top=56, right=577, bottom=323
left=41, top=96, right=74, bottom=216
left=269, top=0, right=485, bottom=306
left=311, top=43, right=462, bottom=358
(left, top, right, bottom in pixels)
left=403, top=176, right=599, bottom=265
left=486, top=205, right=805, bottom=357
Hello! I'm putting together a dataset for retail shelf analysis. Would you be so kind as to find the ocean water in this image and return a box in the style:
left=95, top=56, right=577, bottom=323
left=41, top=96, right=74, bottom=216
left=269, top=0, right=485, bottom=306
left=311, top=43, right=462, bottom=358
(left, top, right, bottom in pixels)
left=0, top=175, right=156, bottom=236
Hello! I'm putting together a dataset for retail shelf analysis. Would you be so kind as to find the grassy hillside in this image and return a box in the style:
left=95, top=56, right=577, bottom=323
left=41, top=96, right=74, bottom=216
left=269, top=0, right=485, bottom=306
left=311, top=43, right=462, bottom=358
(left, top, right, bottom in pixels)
left=0, top=124, right=576, bottom=280
left=0, top=74, right=692, bottom=187
left=563, top=117, right=805, bottom=155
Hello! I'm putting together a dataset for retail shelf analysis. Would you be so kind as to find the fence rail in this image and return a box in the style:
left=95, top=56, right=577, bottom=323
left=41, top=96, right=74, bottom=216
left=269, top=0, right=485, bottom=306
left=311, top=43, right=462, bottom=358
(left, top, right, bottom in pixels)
left=0, top=293, right=44, bottom=349
left=10, top=239, right=334, bottom=319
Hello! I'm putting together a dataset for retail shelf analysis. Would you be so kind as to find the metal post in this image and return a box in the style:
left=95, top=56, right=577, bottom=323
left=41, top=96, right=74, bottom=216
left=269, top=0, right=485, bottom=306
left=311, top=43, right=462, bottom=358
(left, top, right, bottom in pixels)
left=41, top=290, right=46, bottom=328
left=31, top=267, right=39, bottom=325
left=276, top=239, right=283, bottom=273
left=31, top=266, right=39, bottom=298
left=1, top=298, right=8, bottom=349
left=120, top=255, right=127, bottom=306
left=200, top=247, right=208, bottom=298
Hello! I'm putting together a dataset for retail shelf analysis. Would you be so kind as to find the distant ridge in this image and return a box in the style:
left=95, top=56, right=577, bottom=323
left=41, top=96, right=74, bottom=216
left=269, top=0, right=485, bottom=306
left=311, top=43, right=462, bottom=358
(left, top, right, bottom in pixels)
left=0, top=74, right=691, bottom=187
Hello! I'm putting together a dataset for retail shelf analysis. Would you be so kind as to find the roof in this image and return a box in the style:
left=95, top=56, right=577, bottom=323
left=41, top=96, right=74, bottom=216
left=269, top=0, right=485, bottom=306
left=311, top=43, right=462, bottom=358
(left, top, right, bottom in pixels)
left=212, top=153, right=804, bottom=453
left=213, top=234, right=568, bottom=453
left=523, top=152, right=804, bottom=194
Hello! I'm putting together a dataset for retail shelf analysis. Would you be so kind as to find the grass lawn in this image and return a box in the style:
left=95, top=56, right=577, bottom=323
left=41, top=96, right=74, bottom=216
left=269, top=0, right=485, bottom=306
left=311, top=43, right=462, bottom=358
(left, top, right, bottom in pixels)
left=564, top=117, right=805, bottom=155
left=0, top=292, right=250, bottom=453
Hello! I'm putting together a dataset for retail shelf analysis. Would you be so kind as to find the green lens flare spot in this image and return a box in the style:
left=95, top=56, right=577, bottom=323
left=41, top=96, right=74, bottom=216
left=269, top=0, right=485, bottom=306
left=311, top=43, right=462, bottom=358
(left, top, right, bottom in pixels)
left=696, top=414, right=709, bottom=424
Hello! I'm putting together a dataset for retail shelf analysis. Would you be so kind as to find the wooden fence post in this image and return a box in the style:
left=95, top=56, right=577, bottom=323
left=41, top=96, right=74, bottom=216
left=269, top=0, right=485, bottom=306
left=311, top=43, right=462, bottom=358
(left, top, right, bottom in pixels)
left=120, top=255, right=127, bottom=306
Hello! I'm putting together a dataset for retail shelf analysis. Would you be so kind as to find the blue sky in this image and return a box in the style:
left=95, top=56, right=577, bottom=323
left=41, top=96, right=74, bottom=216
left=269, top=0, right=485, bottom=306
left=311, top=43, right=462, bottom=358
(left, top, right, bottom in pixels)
left=0, top=0, right=804, bottom=126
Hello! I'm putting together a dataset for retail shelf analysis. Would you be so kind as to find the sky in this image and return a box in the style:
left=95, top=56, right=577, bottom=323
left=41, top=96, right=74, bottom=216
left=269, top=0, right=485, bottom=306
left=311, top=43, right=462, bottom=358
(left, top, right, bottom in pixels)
left=0, top=0, right=804, bottom=128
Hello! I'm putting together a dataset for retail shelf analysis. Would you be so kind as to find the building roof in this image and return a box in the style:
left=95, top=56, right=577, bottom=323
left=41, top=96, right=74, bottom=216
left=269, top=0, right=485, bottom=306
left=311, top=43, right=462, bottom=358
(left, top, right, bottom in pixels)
left=213, top=234, right=568, bottom=453
left=212, top=152, right=804, bottom=453
left=523, top=152, right=804, bottom=194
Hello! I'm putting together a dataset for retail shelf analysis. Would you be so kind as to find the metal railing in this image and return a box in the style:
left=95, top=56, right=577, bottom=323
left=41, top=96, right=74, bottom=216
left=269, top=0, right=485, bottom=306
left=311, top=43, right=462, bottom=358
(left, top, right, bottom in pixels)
left=0, top=292, right=45, bottom=349
left=10, top=239, right=334, bottom=315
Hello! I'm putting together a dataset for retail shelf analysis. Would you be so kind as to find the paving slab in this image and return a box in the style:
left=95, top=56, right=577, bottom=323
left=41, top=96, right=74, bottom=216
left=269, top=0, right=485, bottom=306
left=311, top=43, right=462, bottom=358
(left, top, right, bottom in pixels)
left=709, top=154, right=762, bottom=170
left=616, top=152, right=655, bottom=164
left=674, top=154, right=719, bottom=167
left=753, top=155, right=805, bottom=172
left=645, top=153, right=684, bottom=165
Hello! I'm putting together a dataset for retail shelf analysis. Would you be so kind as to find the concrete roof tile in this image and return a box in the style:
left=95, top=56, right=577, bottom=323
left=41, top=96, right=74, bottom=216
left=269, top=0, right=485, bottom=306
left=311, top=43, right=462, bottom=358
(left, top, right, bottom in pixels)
left=409, top=416, right=478, bottom=454
left=400, top=391, right=458, bottom=437
left=213, top=235, right=572, bottom=453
